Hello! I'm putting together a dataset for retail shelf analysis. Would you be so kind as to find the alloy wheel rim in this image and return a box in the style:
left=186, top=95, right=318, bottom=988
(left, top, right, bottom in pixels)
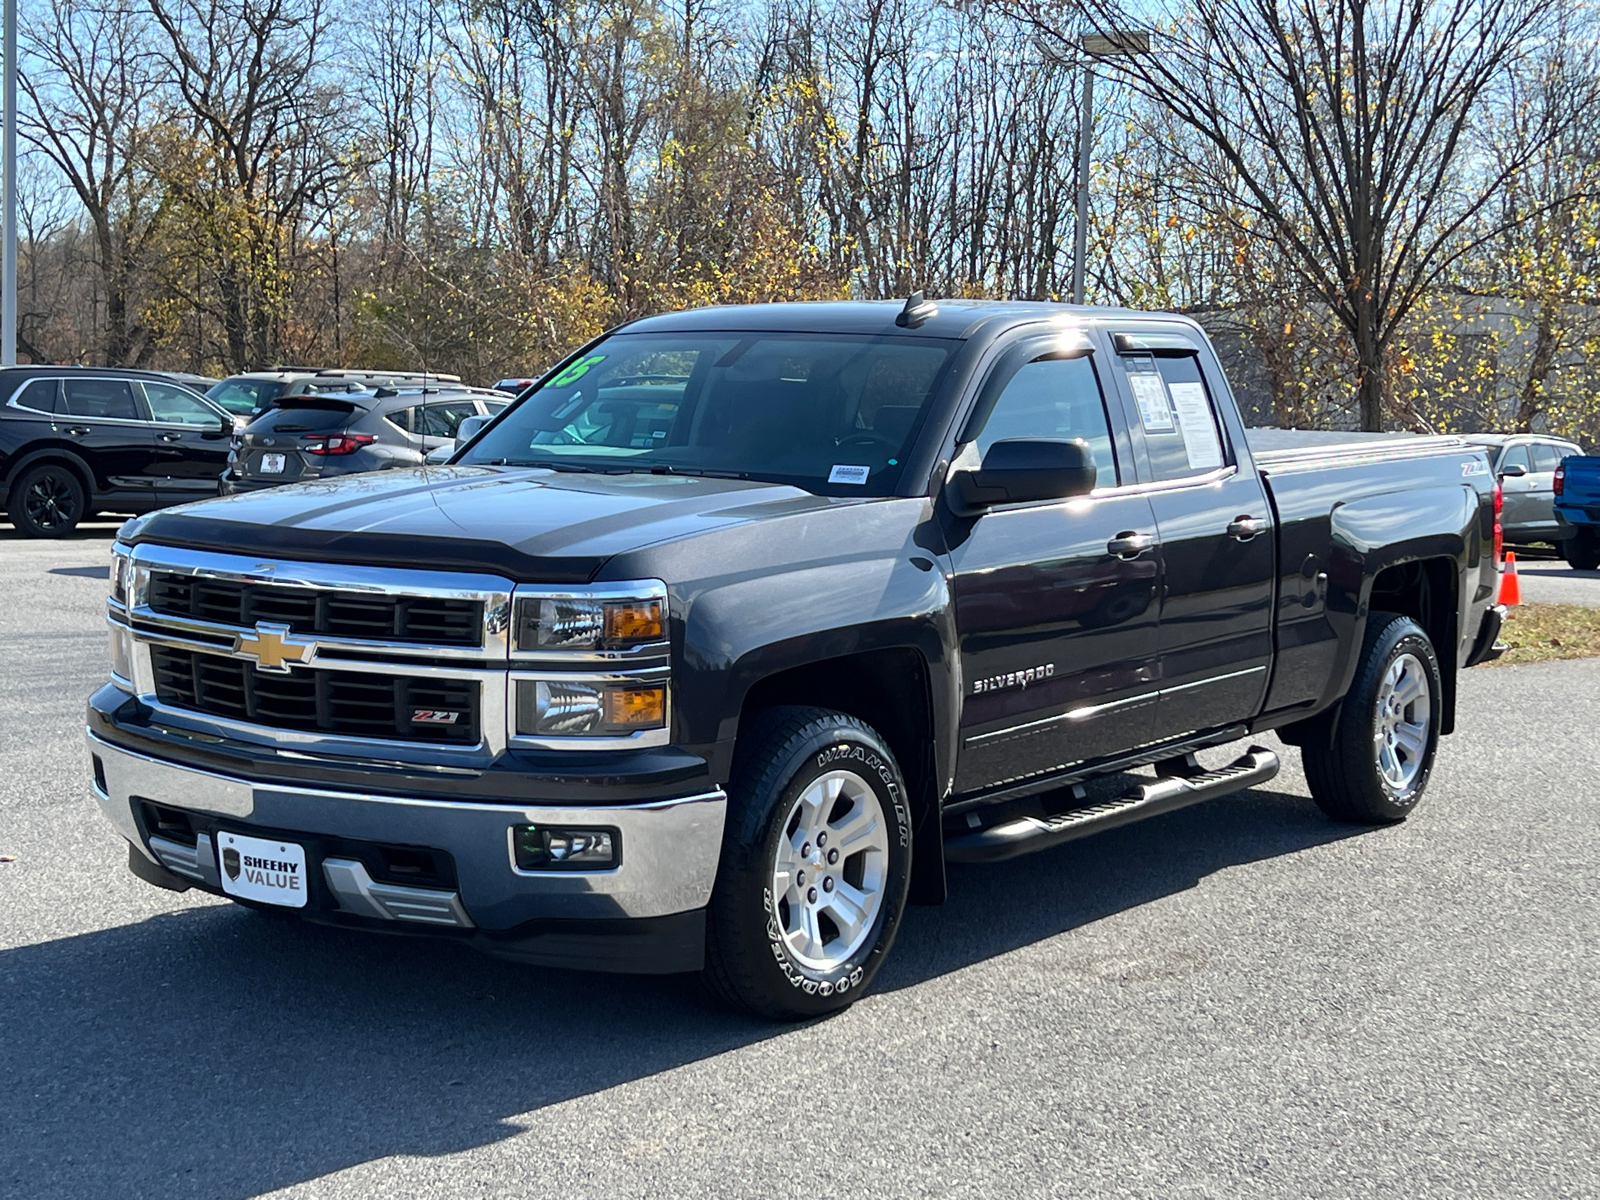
left=25, top=474, right=77, bottom=529
left=769, top=768, right=889, bottom=972
left=1374, top=652, right=1430, bottom=792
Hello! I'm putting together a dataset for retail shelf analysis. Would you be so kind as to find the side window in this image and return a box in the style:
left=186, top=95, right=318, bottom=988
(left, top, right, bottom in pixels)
left=63, top=378, right=141, bottom=421
left=1532, top=444, right=1565, bottom=473
left=1118, top=352, right=1228, bottom=481
left=143, top=383, right=220, bottom=426
left=1499, top=445, right=1530, bottom=474
left=12, top=379, right=61, bottom=414
left=414, top=401, right=480, bottom=438
left=386, top=407, right=415, bottom=434
left=972, top=355, right=1118, bottom=485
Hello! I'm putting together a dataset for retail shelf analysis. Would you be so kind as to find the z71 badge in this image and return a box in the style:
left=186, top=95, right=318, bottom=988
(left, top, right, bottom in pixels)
left=972, top=664, right=1055, bottom=695
left=410, top=709, right=461, bottom=725
left=1461, top=459, right=1489, bottom=476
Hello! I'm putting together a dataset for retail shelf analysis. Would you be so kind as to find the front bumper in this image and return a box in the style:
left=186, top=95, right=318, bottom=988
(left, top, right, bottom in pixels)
left=88, top=731, right=727, bottom=973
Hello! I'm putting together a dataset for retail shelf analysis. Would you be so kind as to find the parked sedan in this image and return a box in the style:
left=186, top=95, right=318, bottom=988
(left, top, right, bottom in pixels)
left=221, top=387, right=506, bottom=493
left=1463, top=434, right=1584, bottom=548
left=1, top=366, right=235, bottom=536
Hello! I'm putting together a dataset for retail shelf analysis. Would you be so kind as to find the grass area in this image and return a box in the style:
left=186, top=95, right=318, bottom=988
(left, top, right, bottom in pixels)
left=1484, top=603, right=1600, bottom=667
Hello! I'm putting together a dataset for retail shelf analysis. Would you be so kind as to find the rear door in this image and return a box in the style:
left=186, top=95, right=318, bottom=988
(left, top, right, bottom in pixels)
left=141, top=381, right=233, bottom=502
left=1104, top=326, right=1275, bottom=743
left=947, top=336, right=1161, bottom=793
left=58, top=376, right=164, bottom=499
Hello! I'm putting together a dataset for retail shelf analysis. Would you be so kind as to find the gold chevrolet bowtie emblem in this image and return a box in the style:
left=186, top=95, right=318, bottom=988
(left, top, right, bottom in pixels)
left=233, top=622, right=315, bottom=672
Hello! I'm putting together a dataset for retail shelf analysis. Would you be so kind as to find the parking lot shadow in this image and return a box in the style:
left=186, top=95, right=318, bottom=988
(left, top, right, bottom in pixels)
left=0, top=784, right=1356, bottom=1199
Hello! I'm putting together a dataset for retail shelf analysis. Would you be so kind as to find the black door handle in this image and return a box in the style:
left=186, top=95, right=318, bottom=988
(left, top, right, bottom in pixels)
left=66, top=426, right=91, bottom=437
left=158, top=432, right=183, bottom=443
left=1107, top=531, right=1154, bottom=559
left=1227, top=515, right=1268, bottom=541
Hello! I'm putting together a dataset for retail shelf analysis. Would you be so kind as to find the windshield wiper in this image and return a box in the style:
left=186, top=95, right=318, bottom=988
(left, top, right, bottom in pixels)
left=647, top=464, right=750, bottom=480
left=488, top=459, right=617, bottom=474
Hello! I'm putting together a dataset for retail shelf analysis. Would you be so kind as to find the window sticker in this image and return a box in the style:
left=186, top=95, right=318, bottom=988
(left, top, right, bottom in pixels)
left=1167, top=381, right=1224, bottom=470
left=1126, top=368, right=1175, bottom=432
left=549, top=354, right=606, bottom=387
left=828, top=464, right=870, bottom=485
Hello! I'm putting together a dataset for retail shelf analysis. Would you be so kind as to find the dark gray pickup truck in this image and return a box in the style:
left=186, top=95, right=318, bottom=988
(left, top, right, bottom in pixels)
left=89, top=299, right=1505, bottom=1019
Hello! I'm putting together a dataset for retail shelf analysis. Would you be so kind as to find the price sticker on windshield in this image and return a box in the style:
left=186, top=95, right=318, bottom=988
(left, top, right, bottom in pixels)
left=829, top=464, right=871, bottom=485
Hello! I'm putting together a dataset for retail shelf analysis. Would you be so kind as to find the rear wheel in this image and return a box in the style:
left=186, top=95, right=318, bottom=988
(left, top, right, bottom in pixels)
left=1562, top=530, right=1600, bottom=571
left=704, top=707, right=912, bottom=1020
left=8, top=463, right=86, bottom=537
left=1303, top=612, right=1442, bottom=823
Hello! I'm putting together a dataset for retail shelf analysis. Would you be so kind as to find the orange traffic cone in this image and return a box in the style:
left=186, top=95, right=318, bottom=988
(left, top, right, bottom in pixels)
left=1499, top=551, right=1522, bottom=607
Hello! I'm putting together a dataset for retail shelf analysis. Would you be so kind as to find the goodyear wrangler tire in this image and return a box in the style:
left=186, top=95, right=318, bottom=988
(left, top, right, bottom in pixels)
left=704, top=707, right=912, bottom=1021
left=1302, top=612, right=1442, bottom=824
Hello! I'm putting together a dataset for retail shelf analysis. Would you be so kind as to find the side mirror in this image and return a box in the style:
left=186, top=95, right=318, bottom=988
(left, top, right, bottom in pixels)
left=949, top=438, right=1097, bottom=514
left=454, top=413, right=492, bottom=450
left=1499, top=463, right=1528, bottom=479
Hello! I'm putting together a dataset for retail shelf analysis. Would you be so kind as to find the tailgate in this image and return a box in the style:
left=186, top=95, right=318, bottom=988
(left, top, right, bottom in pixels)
left=1559, top=455, right=1600, bottom=517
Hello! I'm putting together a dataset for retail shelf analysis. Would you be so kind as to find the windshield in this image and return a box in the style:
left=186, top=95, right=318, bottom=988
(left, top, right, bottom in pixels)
left=207, top=377, right=287, bottom=415
left=459, top=332, right=960, bottom=495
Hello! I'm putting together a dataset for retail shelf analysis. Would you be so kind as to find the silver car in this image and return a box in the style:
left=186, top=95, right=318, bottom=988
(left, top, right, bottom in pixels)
left=1463, top=434, right=1584, bottom=548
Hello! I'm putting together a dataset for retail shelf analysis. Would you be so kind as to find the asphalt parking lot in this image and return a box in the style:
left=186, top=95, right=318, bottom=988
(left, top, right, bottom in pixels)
left=2, top=526, right=1598, bottom=1199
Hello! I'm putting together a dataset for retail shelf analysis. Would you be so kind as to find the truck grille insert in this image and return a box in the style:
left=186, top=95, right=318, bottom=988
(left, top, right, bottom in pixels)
left=150, top=647, right=480, bottom=745
left=148, top=573, right=483, bottom=647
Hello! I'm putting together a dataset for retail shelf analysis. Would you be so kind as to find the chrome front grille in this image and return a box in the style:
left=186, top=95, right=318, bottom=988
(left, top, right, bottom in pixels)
left=150, top=646, right=480, bottom=745
left=148, top=571, right=483, bottom=646
left=117, top=545, right=514, bottom=761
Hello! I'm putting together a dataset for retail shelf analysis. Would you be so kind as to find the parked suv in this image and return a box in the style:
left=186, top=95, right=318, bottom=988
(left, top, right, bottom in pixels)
left=221, top=386, right=507, bottom=493
left=205, top=369, right=464, bottom=420
left=1, top=366, right=235, bottom=537
left=1463, top=434, right=1583, bottom=549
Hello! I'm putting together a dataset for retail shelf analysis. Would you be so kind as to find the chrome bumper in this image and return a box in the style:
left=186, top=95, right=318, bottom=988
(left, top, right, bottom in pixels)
left=88, top=731, right=727, bottom=927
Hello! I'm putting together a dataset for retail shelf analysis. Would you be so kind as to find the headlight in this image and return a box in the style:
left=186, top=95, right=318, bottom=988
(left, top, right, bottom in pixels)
left=110, top=545, right=131, bottom=605
left=511, top=583, right=666, bottom=653
left=515, top=678, right=667, bottom=738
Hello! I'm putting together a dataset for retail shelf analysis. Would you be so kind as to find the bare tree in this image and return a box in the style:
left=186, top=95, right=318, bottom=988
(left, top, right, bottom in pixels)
left=1024, top=0, right=1583, bottom=429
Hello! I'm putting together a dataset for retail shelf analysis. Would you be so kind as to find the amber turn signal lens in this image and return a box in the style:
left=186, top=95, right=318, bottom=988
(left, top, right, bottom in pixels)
left=603, top=685, right=666, bottom=728
left=603, top=599, right=664, bottom=643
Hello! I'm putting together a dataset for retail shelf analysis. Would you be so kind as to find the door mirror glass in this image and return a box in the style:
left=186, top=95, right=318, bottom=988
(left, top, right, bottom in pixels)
left=950, top=438, right=1097, bottom=513
left=454, top=412, right=492, bottom=449
left=1498, top=463, right=1527, bottom=478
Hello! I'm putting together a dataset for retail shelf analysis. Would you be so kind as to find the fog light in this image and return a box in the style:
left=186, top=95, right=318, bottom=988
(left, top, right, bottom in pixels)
left=512, top=824, right=618, bottom=871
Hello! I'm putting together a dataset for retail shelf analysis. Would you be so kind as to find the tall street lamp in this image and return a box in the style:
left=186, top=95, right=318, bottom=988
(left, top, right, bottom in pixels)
left=1072, top=29, right=1151, bottom=305
left=3, top=0, right=15, bottom=365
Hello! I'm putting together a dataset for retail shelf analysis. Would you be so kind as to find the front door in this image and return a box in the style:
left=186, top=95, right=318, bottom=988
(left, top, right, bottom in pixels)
left=141, top=382, right=234, bottom=502
left=946, top=341, right=1162, bottom=794
left=1104, top=331, right=1275, bottom=742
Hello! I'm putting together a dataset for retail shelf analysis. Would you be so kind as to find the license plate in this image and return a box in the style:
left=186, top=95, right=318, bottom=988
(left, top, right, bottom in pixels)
left=217, top=831, right=309, bottom=908
left=260, top=453, right=286, bottom=474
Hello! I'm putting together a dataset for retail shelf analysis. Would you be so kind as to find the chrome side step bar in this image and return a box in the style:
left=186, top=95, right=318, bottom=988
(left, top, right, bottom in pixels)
left=944, top=747, right=1280, bottom=864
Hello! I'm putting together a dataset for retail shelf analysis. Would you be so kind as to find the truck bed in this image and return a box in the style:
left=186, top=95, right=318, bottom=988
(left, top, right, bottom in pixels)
left=1246, top=427, right=1470, bottom=467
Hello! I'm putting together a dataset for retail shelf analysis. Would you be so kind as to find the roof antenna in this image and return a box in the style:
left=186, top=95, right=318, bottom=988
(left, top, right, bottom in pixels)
left=896, top=291, right=939, bottom=328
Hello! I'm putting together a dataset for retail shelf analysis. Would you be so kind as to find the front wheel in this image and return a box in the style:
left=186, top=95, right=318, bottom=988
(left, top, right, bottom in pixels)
left=704, top=707, right=913, bottom=1020
left=1303, top=612, right=1442, bottom=823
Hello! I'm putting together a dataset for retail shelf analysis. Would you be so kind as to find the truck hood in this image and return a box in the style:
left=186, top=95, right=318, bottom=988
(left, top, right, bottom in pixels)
left=122, top=466, right=866, bottom=581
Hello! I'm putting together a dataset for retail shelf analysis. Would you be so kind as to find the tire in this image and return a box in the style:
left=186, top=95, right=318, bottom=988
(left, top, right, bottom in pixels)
left=1562, top=530, right=1600, bottom=571
left=704, top=706, right=913, bottom=1021
left=8, top=462, right=87, bottom=537
left=1303, top=612, right=1442, bottom=824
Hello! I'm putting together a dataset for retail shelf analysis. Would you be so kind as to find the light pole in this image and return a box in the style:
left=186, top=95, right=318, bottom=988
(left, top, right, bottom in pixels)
left=2, top=0, right=14, bottom=365
left=1072, top=30, right=1151, bottom=306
